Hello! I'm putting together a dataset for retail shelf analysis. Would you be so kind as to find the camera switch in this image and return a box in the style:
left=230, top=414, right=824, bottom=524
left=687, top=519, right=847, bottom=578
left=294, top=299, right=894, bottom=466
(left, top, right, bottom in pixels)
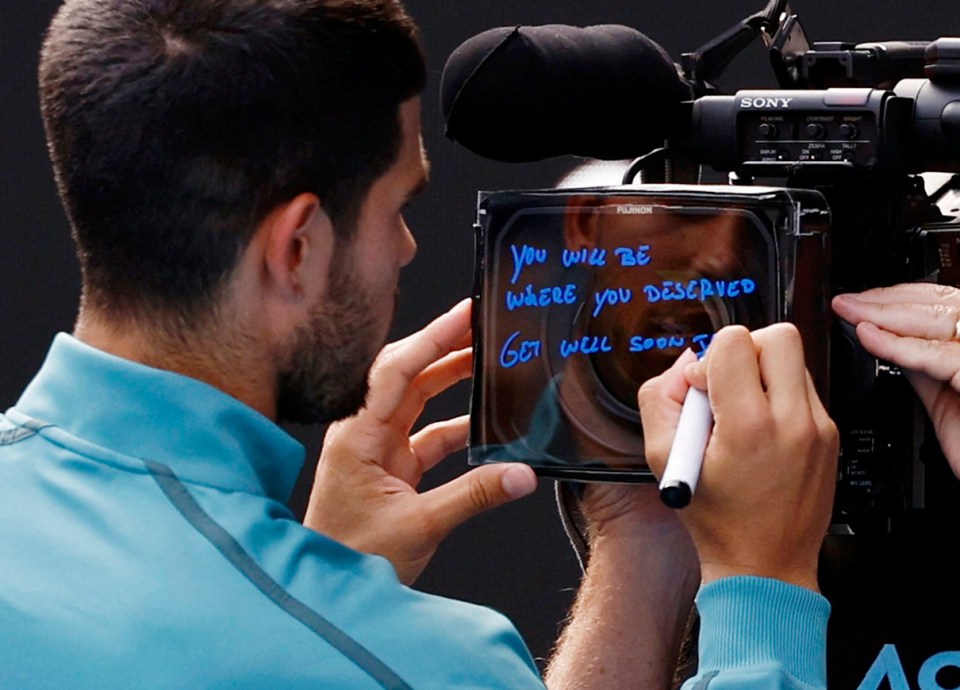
left=840, top=123, right=860, bottom=140
left=758, top=123, right=779, bottom=139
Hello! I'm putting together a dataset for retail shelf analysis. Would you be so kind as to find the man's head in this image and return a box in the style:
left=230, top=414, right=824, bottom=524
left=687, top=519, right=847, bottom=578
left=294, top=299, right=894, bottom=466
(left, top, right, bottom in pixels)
left=273, top=97, right=426, bottom=424
left=40, top=0, right=425, bottom=321
left=39, top=0, right=428, bottom=423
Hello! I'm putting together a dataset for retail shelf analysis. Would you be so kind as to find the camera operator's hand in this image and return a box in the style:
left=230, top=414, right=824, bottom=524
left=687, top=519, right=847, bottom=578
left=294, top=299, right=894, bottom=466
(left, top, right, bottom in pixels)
left=834, top=284, right=960, bottom=477
left=304, top=300, right=538, bottom=585
left=639, top=324, right=839, bottom=592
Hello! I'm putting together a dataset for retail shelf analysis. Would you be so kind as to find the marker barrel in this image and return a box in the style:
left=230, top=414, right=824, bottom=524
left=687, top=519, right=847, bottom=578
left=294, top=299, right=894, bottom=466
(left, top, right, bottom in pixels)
left=659, top=387, right=713, bottom=509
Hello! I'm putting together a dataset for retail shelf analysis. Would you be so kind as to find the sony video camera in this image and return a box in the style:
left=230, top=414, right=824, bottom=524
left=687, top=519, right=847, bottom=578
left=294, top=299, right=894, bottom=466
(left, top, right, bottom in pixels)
left=442, top=0, right=960, bottom=530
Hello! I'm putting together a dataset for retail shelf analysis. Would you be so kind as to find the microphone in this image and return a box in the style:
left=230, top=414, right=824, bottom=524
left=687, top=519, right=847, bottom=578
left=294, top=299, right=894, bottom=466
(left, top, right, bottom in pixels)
left=441, top=24, right=692, bottom=162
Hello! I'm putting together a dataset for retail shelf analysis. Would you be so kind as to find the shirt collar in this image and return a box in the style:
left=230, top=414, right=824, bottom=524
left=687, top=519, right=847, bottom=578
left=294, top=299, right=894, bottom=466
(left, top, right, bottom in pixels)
left=12, top=333, right=306, bottom=502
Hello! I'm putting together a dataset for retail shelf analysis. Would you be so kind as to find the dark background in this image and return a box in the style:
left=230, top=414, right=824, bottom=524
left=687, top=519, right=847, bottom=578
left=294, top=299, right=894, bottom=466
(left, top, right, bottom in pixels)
left=2, top=0, right=958, bottom=679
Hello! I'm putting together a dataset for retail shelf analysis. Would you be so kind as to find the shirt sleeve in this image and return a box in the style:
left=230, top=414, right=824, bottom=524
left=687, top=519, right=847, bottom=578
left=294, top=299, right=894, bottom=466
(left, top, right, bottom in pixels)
left=680, top=575, right=831, bottom=690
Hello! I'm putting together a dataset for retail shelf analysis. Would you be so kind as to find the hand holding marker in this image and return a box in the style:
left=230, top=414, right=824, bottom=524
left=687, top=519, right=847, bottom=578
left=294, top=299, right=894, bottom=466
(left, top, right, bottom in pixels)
left=659, top=350, right=713, bottom=509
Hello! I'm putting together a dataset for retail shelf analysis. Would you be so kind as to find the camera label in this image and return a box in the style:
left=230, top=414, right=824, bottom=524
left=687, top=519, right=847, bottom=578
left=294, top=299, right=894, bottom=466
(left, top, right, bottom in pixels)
left=740, top=96, right=795, bottom=109
left=615, top=204, right=655, bottom=215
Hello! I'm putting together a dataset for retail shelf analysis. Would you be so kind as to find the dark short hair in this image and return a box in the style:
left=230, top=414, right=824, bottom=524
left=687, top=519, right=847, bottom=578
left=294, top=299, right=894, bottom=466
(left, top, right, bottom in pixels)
left=39, top=0, right=426, bottom=322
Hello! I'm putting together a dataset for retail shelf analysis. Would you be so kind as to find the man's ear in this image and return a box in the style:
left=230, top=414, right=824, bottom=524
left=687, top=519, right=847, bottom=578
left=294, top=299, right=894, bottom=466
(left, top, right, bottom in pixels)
left=564, top=195, right=604, bottom=251
left=258, top=193, right=335, bottom=302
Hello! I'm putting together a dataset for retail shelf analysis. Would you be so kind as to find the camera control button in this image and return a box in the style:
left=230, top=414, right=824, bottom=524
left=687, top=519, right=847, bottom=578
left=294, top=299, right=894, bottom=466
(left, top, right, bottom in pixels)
left=942, top=101, right=960, bottom=139
left=758, top=123, right=779, bottom=140
left=806, top=123, right=826, bottom=140
left=839, top=123, right=859, bottom=140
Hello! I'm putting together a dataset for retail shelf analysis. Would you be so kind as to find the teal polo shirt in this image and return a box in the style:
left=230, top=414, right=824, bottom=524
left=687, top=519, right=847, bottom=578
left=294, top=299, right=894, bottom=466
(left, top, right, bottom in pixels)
left=0, top=334, right=542, bottom=689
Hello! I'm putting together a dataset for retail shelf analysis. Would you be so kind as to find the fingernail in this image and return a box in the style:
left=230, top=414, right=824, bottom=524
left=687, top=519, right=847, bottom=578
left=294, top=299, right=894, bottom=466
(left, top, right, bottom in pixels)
left=501, top=465, right=537, bottom=499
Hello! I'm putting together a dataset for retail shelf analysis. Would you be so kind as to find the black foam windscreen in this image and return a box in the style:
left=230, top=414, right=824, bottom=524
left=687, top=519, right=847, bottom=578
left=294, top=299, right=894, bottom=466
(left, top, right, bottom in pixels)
left=441, top=24, right=692, bottom=162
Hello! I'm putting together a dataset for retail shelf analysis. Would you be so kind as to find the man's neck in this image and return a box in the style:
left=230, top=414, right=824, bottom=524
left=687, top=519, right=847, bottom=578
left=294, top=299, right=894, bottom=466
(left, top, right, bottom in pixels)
left=73, top=309, right=278, bottom=421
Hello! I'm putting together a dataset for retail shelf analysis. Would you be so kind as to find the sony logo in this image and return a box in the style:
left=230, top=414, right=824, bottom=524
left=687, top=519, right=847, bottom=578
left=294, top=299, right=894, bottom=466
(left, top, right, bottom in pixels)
left=740, top=96, right=795, bottom=109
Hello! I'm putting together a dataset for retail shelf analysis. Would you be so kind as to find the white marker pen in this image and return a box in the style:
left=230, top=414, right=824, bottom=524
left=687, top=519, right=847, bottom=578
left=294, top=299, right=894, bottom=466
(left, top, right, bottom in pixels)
left=659, top=387, right=713, bottom=509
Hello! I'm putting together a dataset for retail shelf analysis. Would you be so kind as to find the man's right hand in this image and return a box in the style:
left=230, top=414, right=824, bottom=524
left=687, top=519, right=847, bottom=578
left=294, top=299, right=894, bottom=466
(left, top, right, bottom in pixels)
left=304, top=300, right=537, bottom=586
left=639, top=324, right=839, bottom=592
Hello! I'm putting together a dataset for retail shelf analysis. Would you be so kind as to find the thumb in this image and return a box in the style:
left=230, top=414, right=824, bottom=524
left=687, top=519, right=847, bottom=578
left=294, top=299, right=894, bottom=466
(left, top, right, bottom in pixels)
left=420, top=464, right=538, bottom=540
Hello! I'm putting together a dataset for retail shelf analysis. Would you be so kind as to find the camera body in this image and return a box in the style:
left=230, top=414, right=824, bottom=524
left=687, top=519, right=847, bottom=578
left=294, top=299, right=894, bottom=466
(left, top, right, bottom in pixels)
left=468, top=20, right=960, bottom=528
left=688, top=77, right=960, bottom=528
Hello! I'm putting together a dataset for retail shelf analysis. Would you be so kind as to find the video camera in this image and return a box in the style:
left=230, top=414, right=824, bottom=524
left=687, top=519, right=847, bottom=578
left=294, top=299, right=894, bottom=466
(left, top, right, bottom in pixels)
left=441, top=0, right=960, bottom=530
